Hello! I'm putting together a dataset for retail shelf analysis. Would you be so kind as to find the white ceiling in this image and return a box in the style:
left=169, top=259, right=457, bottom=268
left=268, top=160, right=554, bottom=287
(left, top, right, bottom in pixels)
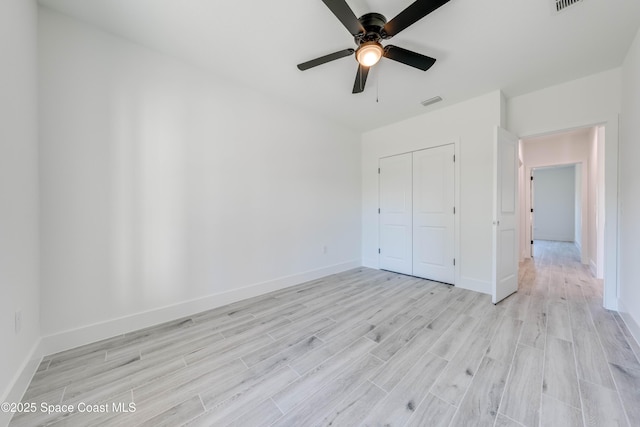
left=37, top=0, right=640, bottom=132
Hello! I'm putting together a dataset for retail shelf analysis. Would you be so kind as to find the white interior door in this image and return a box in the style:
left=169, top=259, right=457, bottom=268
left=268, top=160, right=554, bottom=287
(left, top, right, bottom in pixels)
left=379, top=153, right=412, bottom=275
left=492, top=127, right=520, bottom=304
left=413, top=145, right=455, bottom=284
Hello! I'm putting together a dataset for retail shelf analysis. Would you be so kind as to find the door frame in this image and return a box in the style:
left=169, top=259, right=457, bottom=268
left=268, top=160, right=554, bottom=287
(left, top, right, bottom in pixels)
left=378, top=141, right=460, bottom=285
left=518, top=121, right=618, bottom=311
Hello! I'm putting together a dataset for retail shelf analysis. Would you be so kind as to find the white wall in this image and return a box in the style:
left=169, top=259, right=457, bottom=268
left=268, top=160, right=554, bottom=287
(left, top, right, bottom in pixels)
left=0, top=0, right=41, bottom=411
left=508, top=69, right=620, bottom=309
left=619, top=28, right=640, bottom=344
left=574, top=163, right=582, bottom=251
left=587, top=127, right=598, bottom=274
left=532, top=166, right=575, bottom=242
left=596, top=126, right=605, bottom=279
left=362, top=91, right=503, bottom=294
left=38, top=9, right=361, bottom=351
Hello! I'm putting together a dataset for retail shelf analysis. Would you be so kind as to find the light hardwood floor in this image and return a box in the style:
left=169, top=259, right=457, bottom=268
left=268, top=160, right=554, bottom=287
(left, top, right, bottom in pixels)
left=10, top=241, right=640, bottom=426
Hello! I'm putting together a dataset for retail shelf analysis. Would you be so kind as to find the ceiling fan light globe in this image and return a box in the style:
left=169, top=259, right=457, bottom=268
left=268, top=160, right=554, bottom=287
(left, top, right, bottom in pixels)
left=356, top=43, right=383, bottom=67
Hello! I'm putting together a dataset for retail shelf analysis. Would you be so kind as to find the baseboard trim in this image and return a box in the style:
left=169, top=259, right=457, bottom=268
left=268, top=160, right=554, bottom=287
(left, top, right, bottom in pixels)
left=618, top=299, right=640, bottom=351
left=533, top=236, right=574, bottom=242
left=457, top=276, right=491, bottom=295
left=361, top=256, right=378, bottom=269
left=1, top=339, right=42, bottom=427
left=589, top=260, right=597, bottom=276
left=40, top=260, right=360, bottom=356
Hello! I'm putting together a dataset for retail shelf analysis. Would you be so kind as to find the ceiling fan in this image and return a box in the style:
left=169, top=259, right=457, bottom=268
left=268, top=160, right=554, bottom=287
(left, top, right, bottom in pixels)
left=297, top=0, right=451, bottom=94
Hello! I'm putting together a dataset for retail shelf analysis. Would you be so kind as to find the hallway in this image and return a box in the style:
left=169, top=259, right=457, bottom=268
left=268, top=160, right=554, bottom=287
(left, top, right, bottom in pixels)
left=513, top=240, right=640, bottom=426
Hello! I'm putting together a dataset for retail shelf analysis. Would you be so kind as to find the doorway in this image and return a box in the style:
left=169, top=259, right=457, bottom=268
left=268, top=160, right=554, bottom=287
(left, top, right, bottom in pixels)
left=519, top=125, right=614, bottom=308
left=530, top=164, right=581, bottom=257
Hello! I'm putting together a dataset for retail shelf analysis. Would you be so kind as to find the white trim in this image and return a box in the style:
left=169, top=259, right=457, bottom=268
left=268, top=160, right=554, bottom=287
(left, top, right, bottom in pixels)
left=533, top=235, right=576, bottom=242
left=589, top=259, right=597, bottom=276
left=39, top=260, right=360, bottom=356
left=458, top=276, right=490, bottom=295
left=1, top=339, right=42, bottom=427
left=618, top=299, right=640, bottom=351
left=362, top=256, right=378, bottom=269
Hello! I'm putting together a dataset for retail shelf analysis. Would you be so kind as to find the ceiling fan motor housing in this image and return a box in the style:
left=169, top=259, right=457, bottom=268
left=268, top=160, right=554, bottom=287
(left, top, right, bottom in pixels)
left=355, top=12, right=388, bottom=44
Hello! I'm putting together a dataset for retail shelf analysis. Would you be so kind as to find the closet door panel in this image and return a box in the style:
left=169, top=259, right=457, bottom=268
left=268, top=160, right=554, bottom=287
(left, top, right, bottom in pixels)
left=413, top=145, right=455, bottom=284
left=379, top=153, right=413, bottom=275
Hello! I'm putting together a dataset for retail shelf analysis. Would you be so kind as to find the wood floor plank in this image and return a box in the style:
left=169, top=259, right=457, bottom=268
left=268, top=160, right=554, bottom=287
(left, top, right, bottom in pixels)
left=519, top=295, right=547, bottom=349
left=500, top=344, right=543, bottom=426
left=502, top=292, right=530, bottom=320
left=290, top=321, right=375, bottom=375
left=318, top=381, right=387, bottom=427
left=222, top=398, right=283, bottom=427
left=547, top=301, right=572, bottom=342
left=62, top=355, right=186, bottom=406
left=572, top=327, right=616, bottom=389
left=430, top=314, right=477, bottom=360
left=241, top=317, right=333, bottom=366
left=590, top=309, right=640, bottom=370
left=360, top=352, right=448, bottom=427
left=271, top=354, right=382, bottom=427
left=430, top=332, right=490, bottom=406
left=449, top=356, right=510, bottom=427
left=370, top=327, right=440, bottom=392
left=271, top=337, right=375, bottom=413
left=540, top=393, right=583, bottom=427
left=568, top=298, right=595, bottom=334
left=609, top=363, right=640, bottom=426
left=405, top=393, right=456, bottom=427
left=579, top=379, right=629, bottom=427
left=369, top=315, right=431, bottom=361
left=612, top=313, right=640, bottom=361
left=132, top=358, right=246, bottom=404
left=198, top=366, right=299, bottom=424
left=494, top=414, right=525, bottom=427
left=137, top=395, right=204, bottom=427
left=486, top=316, right=523, bottom=364
left=543, top=336, right=581, bottom=409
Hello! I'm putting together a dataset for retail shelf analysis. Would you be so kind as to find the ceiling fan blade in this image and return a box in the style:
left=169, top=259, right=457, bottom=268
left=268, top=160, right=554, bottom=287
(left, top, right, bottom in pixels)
left=383, top=0, right=450, bottom=38
left=383, top=45, right=436, bottom=71
left=297, top=49, right=355, bottom=71
left=352, top=64, right=370, bottom=94
left=322, top=0, right=365, bottom=36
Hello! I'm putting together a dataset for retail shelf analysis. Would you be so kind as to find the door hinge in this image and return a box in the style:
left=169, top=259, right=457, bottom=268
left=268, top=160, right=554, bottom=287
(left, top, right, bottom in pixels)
left=378, top=248, right=381, bottom=254
left=530, top=176, right=534, bottom=181
left=378, top=208, right=380, bottom=214
left=378, top=167, right=380, bottom=174
left=453, top=154, right=456, bottom=162
left=453, top=206, right=456, bottom=214
left=531, top=240, right=534, bottom=245
left=531, top=208, right=534, bottom=213
left=453, top=258, right=456, bottom=266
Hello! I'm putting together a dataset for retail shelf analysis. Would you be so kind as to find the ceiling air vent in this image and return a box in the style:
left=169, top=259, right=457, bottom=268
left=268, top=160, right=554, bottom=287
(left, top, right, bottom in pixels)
left=552, top=0, right=584, bottom=14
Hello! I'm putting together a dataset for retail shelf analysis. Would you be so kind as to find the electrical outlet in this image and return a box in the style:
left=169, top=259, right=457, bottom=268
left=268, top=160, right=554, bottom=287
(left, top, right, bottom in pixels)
left=15, top=310, right=22, bottom=334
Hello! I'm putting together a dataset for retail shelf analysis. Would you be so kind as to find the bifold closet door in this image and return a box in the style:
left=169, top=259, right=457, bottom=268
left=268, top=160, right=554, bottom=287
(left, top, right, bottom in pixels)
left=379, top=153, right=413, bottom=275
left=413, top=145, right=455, bottom=284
